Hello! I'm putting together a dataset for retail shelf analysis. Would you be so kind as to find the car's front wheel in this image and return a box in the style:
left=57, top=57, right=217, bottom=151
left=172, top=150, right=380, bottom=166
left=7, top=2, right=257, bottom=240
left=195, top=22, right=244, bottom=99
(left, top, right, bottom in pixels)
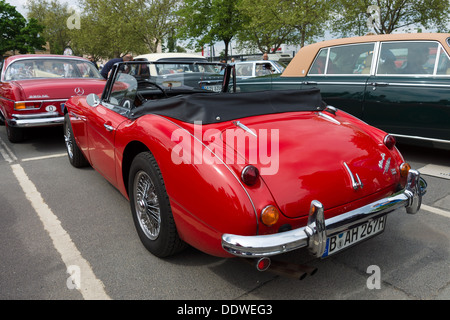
left=64, top=113, right=89, bottom=168
left=129, top=151, right=185, bottom=257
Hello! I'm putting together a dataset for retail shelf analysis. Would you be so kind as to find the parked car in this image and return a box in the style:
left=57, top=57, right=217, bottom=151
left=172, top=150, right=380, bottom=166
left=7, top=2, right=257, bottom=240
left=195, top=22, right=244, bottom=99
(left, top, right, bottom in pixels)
left=0, top=54, right=106, bottom=142
left=63, top=60, right=426, bottom=271
left=234, top=60, right=285, bottom=79
left=133, top=52, right=223, bottom=92
left=237, top=33, right=450, bottom=150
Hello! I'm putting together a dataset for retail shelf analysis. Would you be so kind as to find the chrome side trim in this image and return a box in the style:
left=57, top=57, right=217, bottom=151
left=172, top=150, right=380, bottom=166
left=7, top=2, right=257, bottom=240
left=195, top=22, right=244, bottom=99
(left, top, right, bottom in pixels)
left=343, top=162, right=363, bottom=190
left=392, top=133, right=450, bottom=145
left=222, top=170, right=426, bottom=258
left=14, top=99, right=67, bottom=104
left=233, top=120, right=257, bottom=137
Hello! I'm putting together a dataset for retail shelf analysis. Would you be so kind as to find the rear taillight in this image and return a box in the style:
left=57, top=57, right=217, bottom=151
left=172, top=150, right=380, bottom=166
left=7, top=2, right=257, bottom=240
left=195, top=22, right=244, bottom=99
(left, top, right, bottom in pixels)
left=14, top=101, right=41, bottom=110
left=384, top=134, right=396, bottom=150
left=241, top=165, right=259, bottom=186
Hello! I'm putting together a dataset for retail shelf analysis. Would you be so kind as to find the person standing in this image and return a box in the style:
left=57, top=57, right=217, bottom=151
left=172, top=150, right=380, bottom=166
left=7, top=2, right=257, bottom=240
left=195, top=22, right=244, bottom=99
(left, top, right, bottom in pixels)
left=87, top=55, right=99, bottom=70
left=100, top=54, right=133, bottom=79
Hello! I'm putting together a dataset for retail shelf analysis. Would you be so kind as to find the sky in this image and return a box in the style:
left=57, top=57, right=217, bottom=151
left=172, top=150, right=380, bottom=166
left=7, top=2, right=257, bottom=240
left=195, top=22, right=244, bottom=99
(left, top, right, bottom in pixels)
left=6, top=0, right=72, bottom=17
left=6, top=0, right=31, bottom=16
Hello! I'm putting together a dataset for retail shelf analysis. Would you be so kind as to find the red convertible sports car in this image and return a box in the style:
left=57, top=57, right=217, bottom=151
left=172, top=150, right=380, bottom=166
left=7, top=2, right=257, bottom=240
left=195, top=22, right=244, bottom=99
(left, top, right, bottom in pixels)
left=0, top=54, right=105, bottom=142
left=63, top=60, right=427, bottom=271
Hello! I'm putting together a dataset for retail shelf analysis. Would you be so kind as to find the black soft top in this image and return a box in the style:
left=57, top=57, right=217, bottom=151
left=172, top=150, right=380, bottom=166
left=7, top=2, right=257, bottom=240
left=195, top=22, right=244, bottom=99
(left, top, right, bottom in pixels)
left=129, top=89, right=325, bottom=124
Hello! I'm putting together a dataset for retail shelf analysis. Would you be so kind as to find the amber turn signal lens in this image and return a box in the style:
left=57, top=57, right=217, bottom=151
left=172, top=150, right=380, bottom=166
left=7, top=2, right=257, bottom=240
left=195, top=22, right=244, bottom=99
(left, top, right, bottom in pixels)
left=400, top=162, right=411, bottom=178
left=14, top=102, right=26, bottom=110
left=261, top=205, right=280, bottom=227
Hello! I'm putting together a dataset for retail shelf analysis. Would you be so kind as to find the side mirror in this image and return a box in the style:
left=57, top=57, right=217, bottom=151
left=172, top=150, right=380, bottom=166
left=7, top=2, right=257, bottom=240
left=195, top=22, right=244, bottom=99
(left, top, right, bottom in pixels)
left=86, top=93, right=100, bottom=107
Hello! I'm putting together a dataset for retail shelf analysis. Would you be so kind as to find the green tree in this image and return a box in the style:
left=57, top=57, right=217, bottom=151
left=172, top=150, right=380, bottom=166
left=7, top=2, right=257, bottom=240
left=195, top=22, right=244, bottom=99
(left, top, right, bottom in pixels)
left=237, top=0, right=299, bottom=54
left=0, top=0, right=46, bottom=55
left=26, top=0, right=72, bottom=54
left=73, top=0, right=179, bottom=59
left=331, top=0, right=450, bottom=36
left=277, top=0, right=332, bottom=47
left=177, top=0, right=247, bottom=60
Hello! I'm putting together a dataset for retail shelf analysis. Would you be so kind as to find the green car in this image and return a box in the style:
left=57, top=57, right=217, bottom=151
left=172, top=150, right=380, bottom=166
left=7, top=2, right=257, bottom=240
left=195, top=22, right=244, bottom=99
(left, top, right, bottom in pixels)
left=236, top=33, right=450, bottom=150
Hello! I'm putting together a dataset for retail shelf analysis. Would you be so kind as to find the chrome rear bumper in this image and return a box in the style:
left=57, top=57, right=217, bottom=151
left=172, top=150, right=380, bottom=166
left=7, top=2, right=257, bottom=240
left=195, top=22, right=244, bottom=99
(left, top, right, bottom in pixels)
left=222, top=170, right=427, bottom=258
left=10, top=112, right=64, bottom=127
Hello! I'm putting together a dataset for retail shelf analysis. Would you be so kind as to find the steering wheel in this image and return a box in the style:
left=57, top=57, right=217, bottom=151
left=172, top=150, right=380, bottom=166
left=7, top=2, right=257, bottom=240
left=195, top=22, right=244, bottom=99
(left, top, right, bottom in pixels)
left=137, top=79, right=168, bottom=98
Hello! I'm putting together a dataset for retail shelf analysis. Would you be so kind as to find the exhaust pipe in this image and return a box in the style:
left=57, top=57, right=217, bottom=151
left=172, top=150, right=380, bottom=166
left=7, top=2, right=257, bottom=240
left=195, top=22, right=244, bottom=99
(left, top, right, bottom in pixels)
left=268, top=260, right=318, bottom=280
left=244, top=258, right=318, bottom=280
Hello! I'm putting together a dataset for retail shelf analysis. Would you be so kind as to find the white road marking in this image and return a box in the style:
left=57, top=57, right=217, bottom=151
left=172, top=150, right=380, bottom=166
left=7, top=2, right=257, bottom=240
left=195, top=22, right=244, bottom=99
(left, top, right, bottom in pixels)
left=10, top=163, right=111, bottom=300
left=0, top=137, right=17, bottom=163
left=21, top=153, right=67, bottom=162
left=419, top=164, right=450, bottom=180
left=422, top=204, right=450, bottom=219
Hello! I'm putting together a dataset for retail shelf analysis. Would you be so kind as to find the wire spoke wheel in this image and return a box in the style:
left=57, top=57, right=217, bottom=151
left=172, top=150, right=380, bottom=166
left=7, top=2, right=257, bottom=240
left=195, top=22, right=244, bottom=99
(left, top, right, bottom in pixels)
left=64, top=122, right=74, bottom=160
left=133, top=170, right=161, bottom=240
left=129, top=151, right=185, bottom=257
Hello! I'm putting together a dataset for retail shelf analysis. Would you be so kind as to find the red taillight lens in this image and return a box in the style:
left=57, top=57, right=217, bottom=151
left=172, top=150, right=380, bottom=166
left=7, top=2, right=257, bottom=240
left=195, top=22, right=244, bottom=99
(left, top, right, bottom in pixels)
left=241, top=165, right=259, bottom=186
left=256, top=257, right=271, bottom=271
left=384, top=134, right=396, bottom=150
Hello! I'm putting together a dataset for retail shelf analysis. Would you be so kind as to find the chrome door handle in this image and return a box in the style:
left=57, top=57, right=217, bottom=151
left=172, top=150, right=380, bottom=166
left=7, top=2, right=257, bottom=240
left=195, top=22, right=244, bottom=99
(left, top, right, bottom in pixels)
left=303, top=81, right=318, bottom=85
left=104, top=123, right=114, bottom=132
left=371, top=82, right=389, bottom=87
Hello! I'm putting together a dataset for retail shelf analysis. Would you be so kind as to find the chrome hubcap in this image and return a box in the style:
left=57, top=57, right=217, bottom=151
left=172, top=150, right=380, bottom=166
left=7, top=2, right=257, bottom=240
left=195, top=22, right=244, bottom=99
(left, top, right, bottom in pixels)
left=64, top=125, right=73, bottom=159
left=134, top=170, right=161, bottom=240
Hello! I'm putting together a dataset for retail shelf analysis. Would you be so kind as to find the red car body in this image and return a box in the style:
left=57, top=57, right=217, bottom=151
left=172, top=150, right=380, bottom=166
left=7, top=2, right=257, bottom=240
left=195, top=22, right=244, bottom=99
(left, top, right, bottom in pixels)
left=63, top=61, right=426, bottom=266
left=0, top=54, right=105, bottom=142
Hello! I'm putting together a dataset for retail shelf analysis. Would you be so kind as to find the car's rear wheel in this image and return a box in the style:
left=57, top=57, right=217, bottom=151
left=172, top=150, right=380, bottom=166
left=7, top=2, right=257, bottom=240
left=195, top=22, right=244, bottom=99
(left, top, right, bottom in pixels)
left=5, top=122, right=25, bottom=143
left=64, top=113, right=89, bottom=168
left=129, top=151, right=185, bottom=257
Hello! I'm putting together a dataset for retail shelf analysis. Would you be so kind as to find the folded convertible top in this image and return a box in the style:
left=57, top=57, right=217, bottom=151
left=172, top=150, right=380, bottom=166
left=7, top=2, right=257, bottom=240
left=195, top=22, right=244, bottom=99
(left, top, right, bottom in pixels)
left=129, top=88, right=325, bottom=124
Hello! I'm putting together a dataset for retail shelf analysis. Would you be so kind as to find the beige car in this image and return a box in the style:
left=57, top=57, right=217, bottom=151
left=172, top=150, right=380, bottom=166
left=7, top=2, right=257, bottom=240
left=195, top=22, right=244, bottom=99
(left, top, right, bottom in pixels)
left=238, top=33, right=450, bottom=150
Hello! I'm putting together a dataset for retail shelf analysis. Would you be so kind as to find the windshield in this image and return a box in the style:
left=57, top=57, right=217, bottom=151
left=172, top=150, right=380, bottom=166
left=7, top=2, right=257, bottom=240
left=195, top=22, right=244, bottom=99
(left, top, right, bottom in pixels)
left=105, top=61, right=231, bottom=109
left=117, top=61, right=226, bottom=93
left=4, top=58, right=102, bottom=80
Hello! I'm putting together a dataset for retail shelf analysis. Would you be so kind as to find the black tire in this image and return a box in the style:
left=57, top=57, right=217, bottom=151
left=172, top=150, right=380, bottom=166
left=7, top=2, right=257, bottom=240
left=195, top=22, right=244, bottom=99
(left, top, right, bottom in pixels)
left=5, top=122, right=25, bottom=143
left=129, top=151, right=185, bottom=257
left=64, top=113, right=89, bottom=168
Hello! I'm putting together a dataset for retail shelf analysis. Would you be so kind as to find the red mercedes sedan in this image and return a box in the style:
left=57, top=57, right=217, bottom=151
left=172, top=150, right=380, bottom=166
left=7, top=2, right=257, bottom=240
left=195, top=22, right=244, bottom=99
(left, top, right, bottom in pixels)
left=0, top=54, right=106, bottom=142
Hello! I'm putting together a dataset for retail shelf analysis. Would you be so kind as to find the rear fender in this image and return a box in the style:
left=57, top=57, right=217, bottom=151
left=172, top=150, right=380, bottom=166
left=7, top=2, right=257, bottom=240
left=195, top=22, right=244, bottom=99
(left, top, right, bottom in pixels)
left=117, top=115, right=266, bottom=257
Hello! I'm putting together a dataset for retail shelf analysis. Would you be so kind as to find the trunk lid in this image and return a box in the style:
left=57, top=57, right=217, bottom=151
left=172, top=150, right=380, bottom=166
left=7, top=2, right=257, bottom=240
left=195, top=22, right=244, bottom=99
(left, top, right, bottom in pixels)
left=14, top=78, right=106, bottom=101
left=219, top=112, right=399, bottom=218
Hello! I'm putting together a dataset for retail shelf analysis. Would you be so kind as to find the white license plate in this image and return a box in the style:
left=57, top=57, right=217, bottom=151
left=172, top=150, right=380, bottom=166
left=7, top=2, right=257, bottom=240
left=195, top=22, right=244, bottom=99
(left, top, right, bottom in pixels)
left=202, top=85, right=222, bottom=92
left=322, top=215, right=387, bottom=257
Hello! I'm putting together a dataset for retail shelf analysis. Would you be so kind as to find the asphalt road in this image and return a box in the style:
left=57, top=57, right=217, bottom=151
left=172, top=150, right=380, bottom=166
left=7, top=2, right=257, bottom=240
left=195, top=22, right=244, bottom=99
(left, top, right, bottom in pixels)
left=0, top=125, right=449, bottom=303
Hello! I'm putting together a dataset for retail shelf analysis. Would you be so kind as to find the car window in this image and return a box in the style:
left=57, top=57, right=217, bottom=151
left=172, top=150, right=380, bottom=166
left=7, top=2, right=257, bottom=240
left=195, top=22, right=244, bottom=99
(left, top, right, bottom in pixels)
left=309, top=49, right=328, bottom=75
left=256, top=63, right=274, bottom=76
left=236, top=63, right=253, bottom=77
left=4, top=58, right=102, bottom=80
left=272, top=61, right=286, bottom=73
left=436, top=46, right=450, bottom=75
left=109, top=72, right=138, bottom=109
left=309, top=43, right=375, bottom=75
left=377, top=41, right=440, bottom=75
